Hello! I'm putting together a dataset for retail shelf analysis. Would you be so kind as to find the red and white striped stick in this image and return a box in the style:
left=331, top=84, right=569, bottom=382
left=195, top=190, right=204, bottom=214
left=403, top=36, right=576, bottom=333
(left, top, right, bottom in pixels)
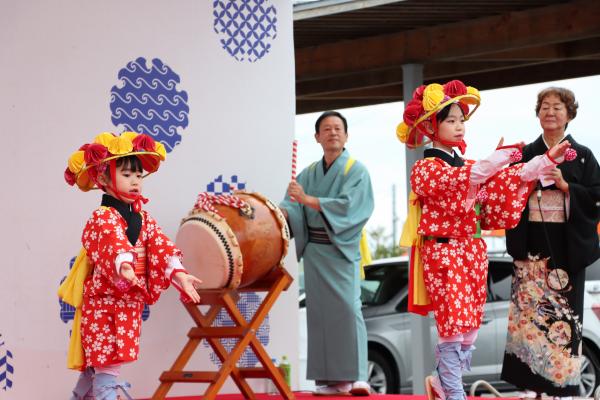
left=291, top=139, right=298, bottom=181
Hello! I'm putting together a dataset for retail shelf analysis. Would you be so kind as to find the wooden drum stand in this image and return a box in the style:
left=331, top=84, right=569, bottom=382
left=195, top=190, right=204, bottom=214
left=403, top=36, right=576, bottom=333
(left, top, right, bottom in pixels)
left=152, top=267, right=295, bottom=400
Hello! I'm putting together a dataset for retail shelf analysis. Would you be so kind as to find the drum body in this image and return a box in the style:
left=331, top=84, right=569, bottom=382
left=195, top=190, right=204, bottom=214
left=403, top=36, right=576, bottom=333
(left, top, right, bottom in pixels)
left=176, top=192, right=289, bottom=289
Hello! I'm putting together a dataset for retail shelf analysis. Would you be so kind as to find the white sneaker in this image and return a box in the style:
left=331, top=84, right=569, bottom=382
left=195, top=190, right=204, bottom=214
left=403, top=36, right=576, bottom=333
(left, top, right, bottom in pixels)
left=516, top=391, right=539, bottom=399
left=425, top=375, right=446, bottom=400
left=350, top=381, right=371, bottom=396
left=314, top=382, right=352, bottom=396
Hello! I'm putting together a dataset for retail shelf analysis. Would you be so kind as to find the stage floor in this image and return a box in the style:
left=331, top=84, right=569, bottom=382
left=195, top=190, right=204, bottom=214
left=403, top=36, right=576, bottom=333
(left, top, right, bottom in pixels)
left=143, top=393, right=518, bottom=400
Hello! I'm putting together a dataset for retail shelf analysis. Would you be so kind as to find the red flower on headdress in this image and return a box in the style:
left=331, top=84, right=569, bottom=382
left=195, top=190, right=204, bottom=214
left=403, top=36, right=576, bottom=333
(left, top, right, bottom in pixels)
left=412, top=85, right=426, bottom=101
left=84, top=143, right=109, bottom=166
left=64, top=167, right=77, bottom=186
left=403, top=99, right=424, bottom=125
left=87, top=167, right=99, bottom=185
left=133, top=134, right=156, bottom=152
left=443, top=80, right=468, bottom=98
left=79, top=143, right=90, bottom=151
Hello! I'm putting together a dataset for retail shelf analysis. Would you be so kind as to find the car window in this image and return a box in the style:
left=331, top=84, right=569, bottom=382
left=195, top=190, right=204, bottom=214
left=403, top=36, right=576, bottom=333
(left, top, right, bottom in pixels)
left=488, top=258, right=514, bottom=302
left=396, top=296, right=408, bottom=313
left=586, top=258, right=600, bottom=281
left=362, top=262, right=408, bottom=306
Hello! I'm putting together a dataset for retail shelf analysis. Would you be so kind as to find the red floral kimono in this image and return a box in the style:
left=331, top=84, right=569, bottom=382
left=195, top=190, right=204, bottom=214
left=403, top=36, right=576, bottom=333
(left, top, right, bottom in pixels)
left=80, top=205, right=181, bottom=367
left=411, top=149, right=532, bottom=337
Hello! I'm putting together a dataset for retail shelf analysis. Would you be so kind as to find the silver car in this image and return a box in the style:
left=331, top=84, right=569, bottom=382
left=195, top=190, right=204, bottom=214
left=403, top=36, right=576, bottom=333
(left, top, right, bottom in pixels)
left=298, top=256, right=600, bottom=396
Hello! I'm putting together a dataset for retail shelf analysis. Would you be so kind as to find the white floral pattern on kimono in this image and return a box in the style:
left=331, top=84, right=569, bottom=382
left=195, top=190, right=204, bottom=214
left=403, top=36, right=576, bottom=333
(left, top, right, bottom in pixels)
left=80, top=207, right=180, bottom=367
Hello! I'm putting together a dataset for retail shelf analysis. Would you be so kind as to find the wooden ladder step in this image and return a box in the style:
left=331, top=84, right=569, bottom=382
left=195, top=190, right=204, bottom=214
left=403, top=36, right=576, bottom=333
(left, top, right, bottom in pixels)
left=159, top=371, right=218, bottom=383
left=188, top=326, right=246, bottom=338
left=238, top=367, right=285, bottom=379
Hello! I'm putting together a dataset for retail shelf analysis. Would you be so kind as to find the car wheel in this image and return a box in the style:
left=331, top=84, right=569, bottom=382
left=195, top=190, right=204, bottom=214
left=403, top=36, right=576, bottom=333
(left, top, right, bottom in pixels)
left=579, top=342, right=600, bottom=397
left=368, top=349, right=398, bottom=394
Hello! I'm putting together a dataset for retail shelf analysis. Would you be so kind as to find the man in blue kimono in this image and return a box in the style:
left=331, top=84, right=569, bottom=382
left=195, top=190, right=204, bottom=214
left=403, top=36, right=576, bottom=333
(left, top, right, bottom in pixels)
left=280, top=111, right=374, bottom=396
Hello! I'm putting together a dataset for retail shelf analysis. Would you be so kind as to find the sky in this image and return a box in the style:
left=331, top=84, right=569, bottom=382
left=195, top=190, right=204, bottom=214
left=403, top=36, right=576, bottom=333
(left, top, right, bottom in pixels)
left=294, top=75, right=600, bottom=245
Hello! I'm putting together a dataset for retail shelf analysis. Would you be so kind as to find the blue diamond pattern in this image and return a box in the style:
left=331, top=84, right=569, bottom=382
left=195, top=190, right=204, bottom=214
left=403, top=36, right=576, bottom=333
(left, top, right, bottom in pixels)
left=213, top=0, right=277, bottom=62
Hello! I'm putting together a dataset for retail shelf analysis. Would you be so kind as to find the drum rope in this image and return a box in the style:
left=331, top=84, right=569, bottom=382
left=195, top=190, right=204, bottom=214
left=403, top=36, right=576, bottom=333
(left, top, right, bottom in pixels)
left=193, top=192, right=249, bottom=217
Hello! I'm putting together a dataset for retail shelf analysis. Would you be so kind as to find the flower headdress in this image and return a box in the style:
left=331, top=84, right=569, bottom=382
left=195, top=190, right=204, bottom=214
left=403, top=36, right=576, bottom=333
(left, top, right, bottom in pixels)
left=396, top=80, right=481, bottom=154
left=64, top=131, right=166, bottom=192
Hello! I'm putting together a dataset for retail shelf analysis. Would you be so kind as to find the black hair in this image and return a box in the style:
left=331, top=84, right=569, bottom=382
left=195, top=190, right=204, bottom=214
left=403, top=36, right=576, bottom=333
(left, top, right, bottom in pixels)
left=102, top=155, right=143, bottom=181
left=435, top=103, right=465, bottom=124
left=315, top=111, right=348, bottom=133
left=116, top=155, right=143, bottom=172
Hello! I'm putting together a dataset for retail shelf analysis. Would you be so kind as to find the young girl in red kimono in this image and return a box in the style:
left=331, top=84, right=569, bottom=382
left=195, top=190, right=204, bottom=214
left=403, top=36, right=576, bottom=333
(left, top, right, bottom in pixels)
left=397, top=81, right=573, bottom=400
left=60, top=132, right=202, bottom=400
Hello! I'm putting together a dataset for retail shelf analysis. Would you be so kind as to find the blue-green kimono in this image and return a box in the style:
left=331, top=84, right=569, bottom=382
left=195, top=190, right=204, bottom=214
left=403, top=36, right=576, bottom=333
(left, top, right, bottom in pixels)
left=281, top=149, right=374, bottom=382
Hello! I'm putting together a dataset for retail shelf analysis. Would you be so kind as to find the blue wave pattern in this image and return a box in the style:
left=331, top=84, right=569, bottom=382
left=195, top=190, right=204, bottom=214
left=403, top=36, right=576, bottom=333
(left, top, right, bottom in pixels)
left=59, top=256, right=150, bottom=324
left=203, top=292, right=270, bottom=367
left=0, top=334, right=13, bottom=391
left=213, top=0, right=277, bottom=62
left=110, top=57, right=189, bottom=152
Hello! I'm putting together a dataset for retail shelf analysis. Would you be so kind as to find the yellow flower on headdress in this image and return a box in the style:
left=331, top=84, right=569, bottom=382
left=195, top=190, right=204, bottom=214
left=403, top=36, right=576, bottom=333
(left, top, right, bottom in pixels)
left=66, top=131, right=167, bottom=192
left=422, top=84, right=445, bottom=111
left=463, top=86, right=481, bottom=104
left=396, top=122, right=410, bottom=143
left=93, top=132, right=116, bottom=147
left=108, top=136, right=133, bottom=155
left=154, top=141, right=167, bottom=161
left=121, top=131, right=139, bottom=142
left=68, top=151, right=85, bottom=174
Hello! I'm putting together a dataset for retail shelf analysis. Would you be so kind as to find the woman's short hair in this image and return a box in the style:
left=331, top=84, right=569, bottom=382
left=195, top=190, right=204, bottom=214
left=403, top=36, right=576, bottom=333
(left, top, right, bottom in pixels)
left=535, top=87, right=578, bottom=120
left=315, top=111, right=348, bottom=133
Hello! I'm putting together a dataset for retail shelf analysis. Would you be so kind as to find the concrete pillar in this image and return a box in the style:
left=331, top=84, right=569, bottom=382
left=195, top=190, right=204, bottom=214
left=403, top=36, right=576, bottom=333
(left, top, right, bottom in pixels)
left=401, top=63, right=433, bottom=395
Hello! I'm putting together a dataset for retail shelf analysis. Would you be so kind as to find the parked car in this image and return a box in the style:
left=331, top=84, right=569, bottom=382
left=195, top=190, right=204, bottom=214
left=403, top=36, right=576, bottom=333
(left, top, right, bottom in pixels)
left=298, top=256, right=600, bottom=396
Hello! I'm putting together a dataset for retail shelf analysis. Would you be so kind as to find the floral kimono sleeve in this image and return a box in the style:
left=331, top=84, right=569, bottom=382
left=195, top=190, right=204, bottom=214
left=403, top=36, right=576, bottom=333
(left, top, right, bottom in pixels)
left=479, top=164, right=532, bottom=230
left=143, top=212, right=182, bottom=300
left=410, top=158, right=472, bottom=216
left=82, top=208, right=135, bottom=280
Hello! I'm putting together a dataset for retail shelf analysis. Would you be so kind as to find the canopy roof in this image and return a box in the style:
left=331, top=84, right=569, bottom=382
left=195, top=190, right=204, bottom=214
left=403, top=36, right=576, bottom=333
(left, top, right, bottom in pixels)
left=294, top=0, right=600, bottom=113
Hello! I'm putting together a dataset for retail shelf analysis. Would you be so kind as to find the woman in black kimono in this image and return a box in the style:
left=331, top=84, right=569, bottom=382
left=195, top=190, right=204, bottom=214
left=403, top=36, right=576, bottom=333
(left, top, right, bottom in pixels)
left=502, top=87, right=600, bottom=398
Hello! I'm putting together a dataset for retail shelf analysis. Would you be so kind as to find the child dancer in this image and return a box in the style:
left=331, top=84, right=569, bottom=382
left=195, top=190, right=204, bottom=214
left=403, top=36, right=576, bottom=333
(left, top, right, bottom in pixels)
left=60, top=132, right=202, bottom=400
left=397, top=81, right=572, bottom=400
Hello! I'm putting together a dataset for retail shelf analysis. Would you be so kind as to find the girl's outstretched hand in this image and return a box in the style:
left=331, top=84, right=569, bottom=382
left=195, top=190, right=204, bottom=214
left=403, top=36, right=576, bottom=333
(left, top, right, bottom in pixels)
left=174, top=272, right=202, bottom=303
left=119, top=262, right=139, bottom=286
left=495, top=137, right=525, bottom=150
left=547, top=140, right=571, bottom=161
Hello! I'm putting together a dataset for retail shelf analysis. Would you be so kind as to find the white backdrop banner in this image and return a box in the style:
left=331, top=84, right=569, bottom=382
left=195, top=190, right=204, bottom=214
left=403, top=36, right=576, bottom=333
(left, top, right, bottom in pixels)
left=0, top=0, right=297, bottom=398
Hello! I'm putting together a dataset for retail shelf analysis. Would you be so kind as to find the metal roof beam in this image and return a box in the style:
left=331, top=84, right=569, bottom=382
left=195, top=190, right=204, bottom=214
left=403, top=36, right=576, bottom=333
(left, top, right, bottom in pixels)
left=293, top=0, right=407, bottom=21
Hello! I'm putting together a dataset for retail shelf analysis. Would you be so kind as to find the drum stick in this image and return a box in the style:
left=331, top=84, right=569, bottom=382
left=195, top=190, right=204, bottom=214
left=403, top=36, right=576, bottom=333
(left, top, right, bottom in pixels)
left=291, top=139, right=298, bottom=181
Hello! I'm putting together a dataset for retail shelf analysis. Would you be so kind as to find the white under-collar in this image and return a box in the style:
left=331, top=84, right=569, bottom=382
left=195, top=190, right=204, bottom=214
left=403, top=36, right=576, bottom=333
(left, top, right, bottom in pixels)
left=542, top=134, right=565, bottom=149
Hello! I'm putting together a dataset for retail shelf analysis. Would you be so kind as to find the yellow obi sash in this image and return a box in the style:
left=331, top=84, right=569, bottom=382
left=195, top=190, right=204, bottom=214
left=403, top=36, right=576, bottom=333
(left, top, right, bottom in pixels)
left=399, top=191, right=432, bottom=315
left=57, top=247, right=91, bottom=370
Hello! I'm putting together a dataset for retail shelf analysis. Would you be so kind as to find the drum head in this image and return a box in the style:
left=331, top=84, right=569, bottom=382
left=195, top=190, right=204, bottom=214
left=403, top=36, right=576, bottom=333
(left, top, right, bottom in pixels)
left=176, top=215, right=239, bottom=289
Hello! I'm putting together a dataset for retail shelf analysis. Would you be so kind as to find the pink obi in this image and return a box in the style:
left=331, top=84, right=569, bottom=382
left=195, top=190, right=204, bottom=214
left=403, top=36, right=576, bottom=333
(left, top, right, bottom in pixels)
left=133, top=244, right=147, bottom=276
left=528, top=189, right=566, bottom=223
